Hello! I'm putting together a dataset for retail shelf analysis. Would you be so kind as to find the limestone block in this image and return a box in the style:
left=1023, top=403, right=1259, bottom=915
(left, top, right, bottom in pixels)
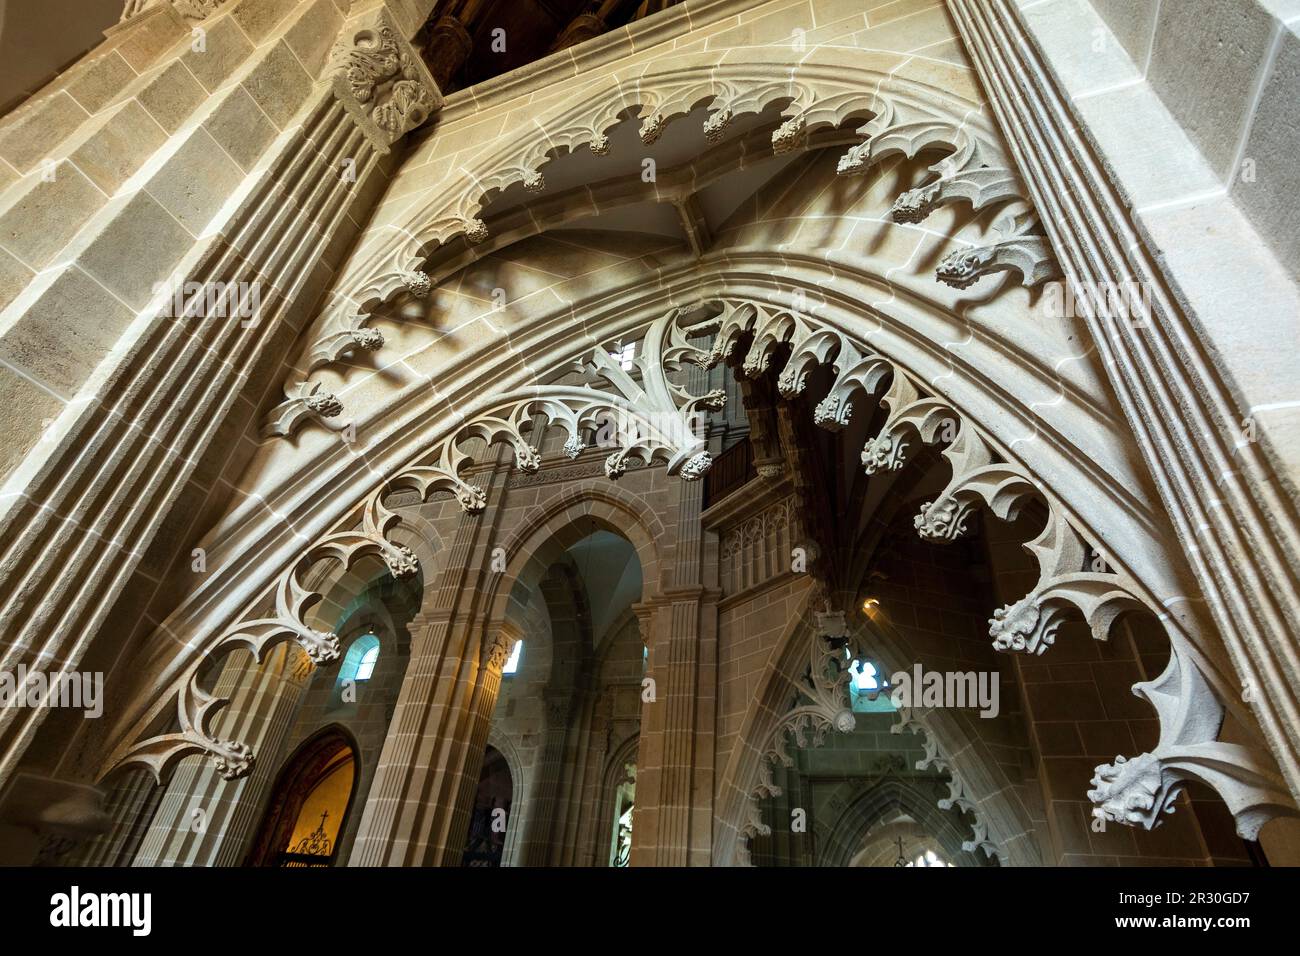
left=201, top=85, right=280, bottom=171
left=0, top=367, right=66, bottom=483
left=1231, top=23, right=1300, bottom=279
left=0, top=92, right=91, bottom=175
left=0, top=246, right=33, bottom=315
left=140, top=127, right=247, bottom=235
left=61, top=50, right=140, bottom=116
left=283, top=0, right=347, bottom=77
left=112, top=5, right=192, bottom=73
left=1072, top=84, right=1222, bottom=210
left=180, top=13, right=255, bottom=93
left=136, top=59, right=210, bottom=134
left=0, top=161, right=107, bottom=272
left=62, top=99, right=170, bottom=194
left=0, top=265, right=137, bottom=400
left=1090, top=0, right=1158, bottom=69
left=230, top=0, right=303, bottom=44
left=1018, top=0, right=1141, bottom=98
left=1146, top=0, right=1278, bottom=179
left=240, top=39, right=316, bottom=129
left=67, top=189, right=195, bottom=309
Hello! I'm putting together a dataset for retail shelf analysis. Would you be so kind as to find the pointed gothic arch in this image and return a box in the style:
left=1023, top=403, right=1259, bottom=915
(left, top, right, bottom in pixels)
left=74, top=39, right=1293, bottom=863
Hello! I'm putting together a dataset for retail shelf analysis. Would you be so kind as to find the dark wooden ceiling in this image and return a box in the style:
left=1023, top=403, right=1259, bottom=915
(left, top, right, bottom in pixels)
left=419, top=0, right=678, bottom=94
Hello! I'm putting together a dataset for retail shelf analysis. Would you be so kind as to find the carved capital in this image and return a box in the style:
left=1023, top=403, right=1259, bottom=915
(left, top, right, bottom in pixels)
left=330, top=8, right=444, bottom=150
left=483, top=626, right=520, bottom=674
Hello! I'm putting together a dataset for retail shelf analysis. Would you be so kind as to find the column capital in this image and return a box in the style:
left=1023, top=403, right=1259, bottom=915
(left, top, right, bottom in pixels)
left=482, top=620, right=523, bottom=673
left=329, top=5, right=444, bottom=151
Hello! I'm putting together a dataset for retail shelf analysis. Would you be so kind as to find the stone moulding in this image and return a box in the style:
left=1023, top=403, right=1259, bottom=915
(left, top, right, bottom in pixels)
left=116, top=294, right=1295, bottom=842
left=264, top=52, right=1060, bottom=437
left=102, top=311, right=721, bottom=783
left=738, top=614, right=856, bottom=865
left=701, top=295, right=1293, bottom=839
left=891, top=707, right=1006, bottom=863
left=328, top=6, right=444, bottom=152
left=945, top=0, right=1300, bottom=808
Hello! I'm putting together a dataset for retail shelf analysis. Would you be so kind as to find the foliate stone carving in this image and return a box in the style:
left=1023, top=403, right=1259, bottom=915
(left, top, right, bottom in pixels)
left=523, top=172, right=546, bottom=193
left=134, top=311, right=727, bottom=782
left=304, top=390, right=343, bottom=419
left=1084, top=635, right=1297, bottom=839
left=211, top=740, right=254, bottom=781
left=639, top=112, right=666, bottom=145
left=988, top=598, right=1050, bottom=654
left=107, top=467, right=462, bottom=783
left=706, top=296, right=1132, bottom=655
left=936, top=236, right=1059, bottom=290
left=1088, top=754, right=1174, bottom=829
left=329, top=8, right=443, bottom=150
left=484, top=632, right=517, bottom=673
left=383, top=544, right=419, bottom=579
left=701, top=294, right=1292, bottom=837
left=914, top=497, right=976, bottom=542
left=771, top=115, right=807, bottom=154
left=703, top=108, right=733, bottom=144
left=286, top=59, right=1063, bottom=404
left=678, top=451, right=713, bottom=481
left=400, top=270, right=432, bottom=298
left=108, top=565, right=346, bottom=783
left=835, top=97, right=1059, bottom=289
left=350, top=327, right=385, bottom=351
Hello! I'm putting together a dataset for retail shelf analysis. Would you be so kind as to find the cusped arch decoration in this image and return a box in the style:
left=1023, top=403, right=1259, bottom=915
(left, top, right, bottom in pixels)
left=714, top=586, right=1034, bottom=867
left=268, top=47, right=1060, bottom=432
left=106, top=290, right=1296, bottom=843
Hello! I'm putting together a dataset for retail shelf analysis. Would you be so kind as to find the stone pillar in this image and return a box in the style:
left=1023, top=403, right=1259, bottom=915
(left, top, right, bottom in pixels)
left=130, top=642, right=311, bottom=866
left=0, top=0, right=442, bottom=795
left=517, top=689, right=575, bottom=865
left=441, top=623, right=521, bottom=864
left=631, top=443, right=719, bottom=863
left=348, top=461, right=518, bottom=866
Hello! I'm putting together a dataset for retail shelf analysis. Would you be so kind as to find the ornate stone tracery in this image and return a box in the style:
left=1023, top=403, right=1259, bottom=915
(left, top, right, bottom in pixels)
left=103, top=307, right=720, bottom=784
left=264, top=54, right=1061, bottom=435
left=112, top=289, right=1297, bottom=844
left=890, top=708, right=1005, bottom=863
